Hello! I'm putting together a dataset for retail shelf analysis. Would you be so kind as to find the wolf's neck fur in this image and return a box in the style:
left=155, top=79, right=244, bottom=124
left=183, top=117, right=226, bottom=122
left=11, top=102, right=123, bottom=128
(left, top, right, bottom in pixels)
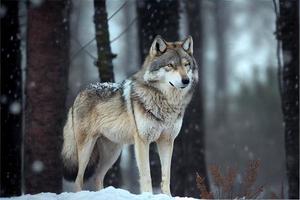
left=130, top=76, right=186, bottom=122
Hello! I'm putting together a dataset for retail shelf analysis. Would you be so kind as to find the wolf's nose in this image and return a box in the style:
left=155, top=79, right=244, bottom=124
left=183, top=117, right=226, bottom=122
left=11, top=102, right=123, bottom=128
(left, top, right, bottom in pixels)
left=182, top=78, right=190, bottom=85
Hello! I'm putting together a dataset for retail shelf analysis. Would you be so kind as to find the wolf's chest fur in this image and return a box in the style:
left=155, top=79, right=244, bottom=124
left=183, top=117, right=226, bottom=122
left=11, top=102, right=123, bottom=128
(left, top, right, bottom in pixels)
left=127, top=79, right=188, bottom=142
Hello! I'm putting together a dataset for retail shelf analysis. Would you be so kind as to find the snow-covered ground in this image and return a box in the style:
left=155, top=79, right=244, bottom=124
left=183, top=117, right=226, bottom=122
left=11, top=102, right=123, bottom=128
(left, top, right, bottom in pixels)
left=2, top=187, right=198, bottom=200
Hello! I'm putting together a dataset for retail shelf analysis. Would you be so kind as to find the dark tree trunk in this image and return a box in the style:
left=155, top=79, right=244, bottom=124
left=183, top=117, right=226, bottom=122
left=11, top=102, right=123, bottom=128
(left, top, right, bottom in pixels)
left=176, top=0, right=209, bottom=197
left=93, top=0, right=121, bottom=188
left=136, top=0, right=179, bottom=191
left=214, top=0, right=227, bottom=126
left=136, top=0, right=179, bottom=60
left=278, top=0, right=299, bottom=198
left=94, top=0, right=115, bottom=83
left=0, top=1, right=22, bottom=196
left=24, top=0, right=70, bottom=194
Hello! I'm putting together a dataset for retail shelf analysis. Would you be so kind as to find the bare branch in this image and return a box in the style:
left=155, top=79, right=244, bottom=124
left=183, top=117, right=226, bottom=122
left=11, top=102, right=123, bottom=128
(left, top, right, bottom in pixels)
left=110, top=16, right=137, bottom=44
left=71, top=16, right=137, bottom=61
left=70, top=1, right=132, bottom=61
left=71, top=38, right=96, bottom=61
left=107, top=1, right=128, bottom=21
left=71, top=37, right=97, bottom=61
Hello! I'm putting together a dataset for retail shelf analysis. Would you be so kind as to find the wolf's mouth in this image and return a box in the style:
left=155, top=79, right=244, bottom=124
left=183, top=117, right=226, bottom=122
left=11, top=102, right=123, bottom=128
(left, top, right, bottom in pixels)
left=169, top=82, right=175, bottom=87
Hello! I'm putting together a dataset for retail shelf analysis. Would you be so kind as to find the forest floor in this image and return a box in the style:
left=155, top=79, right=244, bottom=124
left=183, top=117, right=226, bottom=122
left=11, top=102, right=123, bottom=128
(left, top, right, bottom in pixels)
left=2, top=187, right=199, bottom=200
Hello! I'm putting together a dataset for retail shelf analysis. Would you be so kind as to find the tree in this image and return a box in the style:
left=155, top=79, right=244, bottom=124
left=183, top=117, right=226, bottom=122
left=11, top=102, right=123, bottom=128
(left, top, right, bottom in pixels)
left=136, top=0, right=179, bottom=59
left=93, top=0, right=120, bottom=187
left=24, top=0, right=70, bottom=193
left=136, top=0, right=180, bottom=191
left=214, top=0, right=228, bottom=126
left=93, top=0, right=115, bottom=83
left=278, top=0, right=299, bottom=198
left=0, top=0, right=22, bottom=196
left=180, top=0, right=209, bottom=197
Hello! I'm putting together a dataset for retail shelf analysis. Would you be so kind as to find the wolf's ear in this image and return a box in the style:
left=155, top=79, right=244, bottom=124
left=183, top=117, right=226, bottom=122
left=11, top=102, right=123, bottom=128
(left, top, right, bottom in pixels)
left=150, top=35, right=167, bottom=57
left=182, top=36, right=193, bottom=55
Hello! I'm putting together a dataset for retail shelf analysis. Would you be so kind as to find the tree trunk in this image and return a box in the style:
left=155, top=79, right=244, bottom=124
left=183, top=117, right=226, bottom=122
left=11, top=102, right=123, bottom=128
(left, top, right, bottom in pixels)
left=214, top=0, right=227, bottom=126
left=278, top=0, right=299, bottom=198
left=93, top=0, right=121, bottom=188
left=177, top=0, right=209, bottom=197
left=24, top=0, right=70, bottom=193
left=94, top=0, right=115, bottom=83
left=136, top=0, right=179, bottom=60
left=136, top=0, right=180, bottom=191
left=0, top=0, right=22, bottom=196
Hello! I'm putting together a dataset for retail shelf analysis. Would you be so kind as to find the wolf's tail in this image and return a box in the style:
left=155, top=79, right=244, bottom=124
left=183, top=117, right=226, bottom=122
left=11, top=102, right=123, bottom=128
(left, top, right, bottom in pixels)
left=61, top=106, right=99, bottom=182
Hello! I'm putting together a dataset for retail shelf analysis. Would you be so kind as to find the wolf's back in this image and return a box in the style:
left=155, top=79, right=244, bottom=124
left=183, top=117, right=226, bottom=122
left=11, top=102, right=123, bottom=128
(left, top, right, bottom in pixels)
left=61, top=107, right=99, bottom=181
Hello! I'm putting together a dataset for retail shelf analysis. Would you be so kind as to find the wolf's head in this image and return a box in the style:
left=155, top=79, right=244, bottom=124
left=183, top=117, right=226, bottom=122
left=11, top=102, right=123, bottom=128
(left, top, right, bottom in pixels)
left=142, top=35, right=198, bottom=90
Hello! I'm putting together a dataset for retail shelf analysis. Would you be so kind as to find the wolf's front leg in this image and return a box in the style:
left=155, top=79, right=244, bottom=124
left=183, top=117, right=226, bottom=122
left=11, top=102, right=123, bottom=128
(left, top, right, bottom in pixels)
left=157, top=138, right=174, bottom=196
left=134, top=136, right=153, bottom=193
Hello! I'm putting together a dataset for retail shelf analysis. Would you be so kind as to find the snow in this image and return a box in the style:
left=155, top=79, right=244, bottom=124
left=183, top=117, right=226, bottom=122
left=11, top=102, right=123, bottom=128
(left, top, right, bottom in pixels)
left=2, top=187, right=199, bottom=200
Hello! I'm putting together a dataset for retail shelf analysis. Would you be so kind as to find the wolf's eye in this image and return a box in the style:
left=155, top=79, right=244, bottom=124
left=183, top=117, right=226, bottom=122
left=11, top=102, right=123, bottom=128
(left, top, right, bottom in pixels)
left=164, top=64, right=172, bottom=71
left=184, top=62, right=190, bottom=67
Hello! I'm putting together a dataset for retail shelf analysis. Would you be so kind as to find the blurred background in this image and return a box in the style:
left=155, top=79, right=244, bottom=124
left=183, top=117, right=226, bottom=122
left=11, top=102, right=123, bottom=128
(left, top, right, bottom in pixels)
left=1, top=0, right=299, bottom=199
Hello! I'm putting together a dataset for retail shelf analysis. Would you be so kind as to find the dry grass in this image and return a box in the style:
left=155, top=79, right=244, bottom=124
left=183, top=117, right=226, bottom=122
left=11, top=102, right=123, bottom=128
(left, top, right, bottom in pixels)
left=242, top=160, right=263, bottom=199
left=196, top=160, right=263, bottom=199
left=196, top=172, right=214, bottom=199
left=270, top=182, right=285, bottom=199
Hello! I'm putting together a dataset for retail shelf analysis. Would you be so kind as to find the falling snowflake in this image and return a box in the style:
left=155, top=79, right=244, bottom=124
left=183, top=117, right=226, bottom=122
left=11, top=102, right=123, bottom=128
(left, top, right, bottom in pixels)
left=0, top=5, right=7, bottom=17
left=0, top=95, right=7, bottom=104
left=9, top=101, right=21, bottom=115
left=32, top=160, right=44, bottom=173
left=30, top=0, right=45, bottom=7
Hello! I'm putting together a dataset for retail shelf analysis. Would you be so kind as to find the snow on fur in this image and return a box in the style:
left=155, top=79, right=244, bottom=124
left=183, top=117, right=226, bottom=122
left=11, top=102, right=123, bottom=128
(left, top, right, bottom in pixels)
left=88, top=82, right=120, bottom=92
left=2, top=187, right=199, bottom=200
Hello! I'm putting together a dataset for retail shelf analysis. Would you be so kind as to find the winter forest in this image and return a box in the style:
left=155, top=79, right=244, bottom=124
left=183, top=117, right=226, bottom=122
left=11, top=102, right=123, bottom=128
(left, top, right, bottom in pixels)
left=0, top=0, right=299, bottom=199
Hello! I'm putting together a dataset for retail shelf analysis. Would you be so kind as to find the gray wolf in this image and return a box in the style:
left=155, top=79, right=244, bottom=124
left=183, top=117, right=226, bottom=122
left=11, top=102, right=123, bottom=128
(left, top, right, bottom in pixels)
left=61, top=35, right=198, bottom=195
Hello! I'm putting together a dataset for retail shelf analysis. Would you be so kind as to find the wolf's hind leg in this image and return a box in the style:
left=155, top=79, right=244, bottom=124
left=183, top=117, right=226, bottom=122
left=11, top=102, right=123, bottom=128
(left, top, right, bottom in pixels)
left=93, top=137, right=122, bottom=190
left=75, top=136, right=97, bottom=192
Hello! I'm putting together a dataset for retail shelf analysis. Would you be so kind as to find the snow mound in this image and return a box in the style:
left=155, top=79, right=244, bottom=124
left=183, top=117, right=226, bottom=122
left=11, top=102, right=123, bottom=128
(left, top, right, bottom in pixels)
left=2, top=187, right=199, bottom=200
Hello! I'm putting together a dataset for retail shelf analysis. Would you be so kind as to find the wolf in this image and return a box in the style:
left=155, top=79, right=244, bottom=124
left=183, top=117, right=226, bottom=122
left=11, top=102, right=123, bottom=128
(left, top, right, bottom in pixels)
left=61, top=35, right=198, bottom=195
